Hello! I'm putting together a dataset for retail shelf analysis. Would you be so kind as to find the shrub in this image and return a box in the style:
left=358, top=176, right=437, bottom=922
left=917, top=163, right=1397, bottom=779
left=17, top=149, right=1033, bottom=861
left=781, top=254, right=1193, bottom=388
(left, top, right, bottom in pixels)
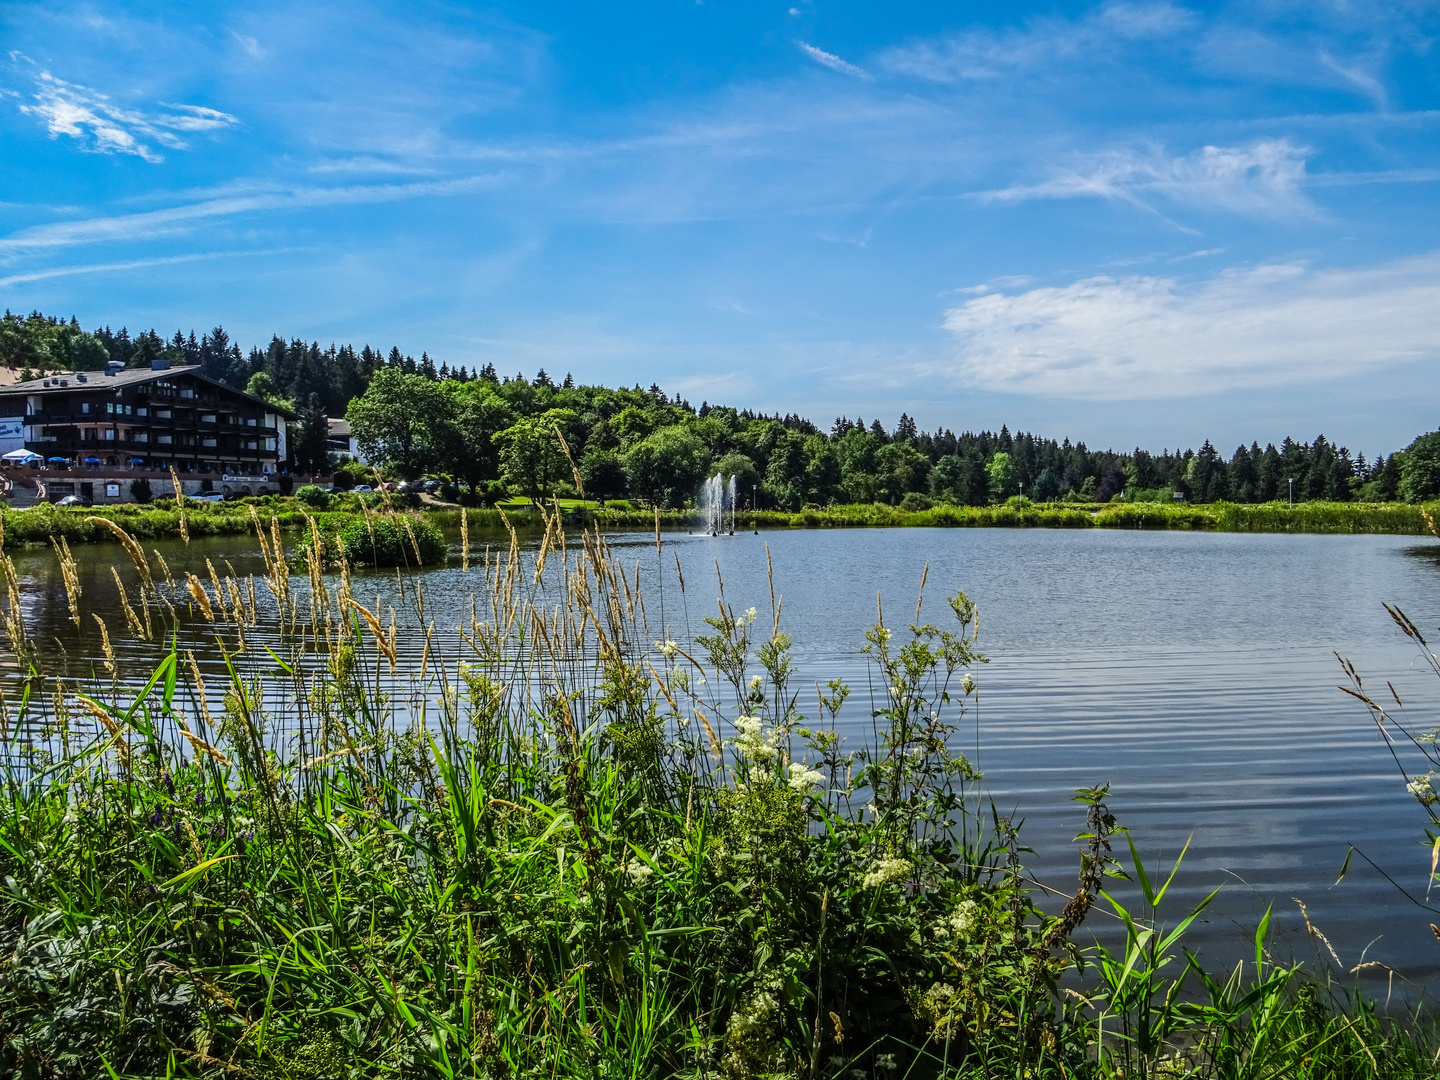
left=331, top=461, right=370, bottom=490
left=319, top=514, right=447, bottom=568
left=899, top=491, right=934, bottom=512
left=295, top=484, right=330, bottom=509
left=277, top=473, right=295, bottom=495
left=129, top=477, right=152, bottom=504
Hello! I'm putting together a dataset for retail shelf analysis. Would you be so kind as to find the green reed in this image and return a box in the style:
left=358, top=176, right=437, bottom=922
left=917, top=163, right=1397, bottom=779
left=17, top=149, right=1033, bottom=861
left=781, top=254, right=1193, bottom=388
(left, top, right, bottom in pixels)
left=0, top=510, right=1435, bottom=1078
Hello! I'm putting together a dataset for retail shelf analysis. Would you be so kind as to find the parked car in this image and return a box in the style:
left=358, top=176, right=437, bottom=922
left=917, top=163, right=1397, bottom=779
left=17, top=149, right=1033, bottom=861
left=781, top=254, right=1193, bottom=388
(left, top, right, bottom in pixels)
left=54, top=495, right=85, bottom=507
left=423, top=480, right=439, bottom=493
left=192, top=492, right=224, bottom=503
left=352, top=484, right=373, bottom=494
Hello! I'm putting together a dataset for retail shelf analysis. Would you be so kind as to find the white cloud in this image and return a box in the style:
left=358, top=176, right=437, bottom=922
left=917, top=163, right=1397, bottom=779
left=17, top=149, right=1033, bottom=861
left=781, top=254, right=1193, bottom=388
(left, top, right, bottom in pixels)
left=796, top=42, right=872, bottom=81
left=0, top=247, right=294, bottom=288
left=880, top=1, right=1195, bottom=82
left=15, top=71, right=238, bottom=162
left=228, top=30, right=266, bottom=60
left=976, top=140, right=1313, bottom=219
left=0, top=174, right=507, bottom=252
left=939, top=253, right=1440, bottom=399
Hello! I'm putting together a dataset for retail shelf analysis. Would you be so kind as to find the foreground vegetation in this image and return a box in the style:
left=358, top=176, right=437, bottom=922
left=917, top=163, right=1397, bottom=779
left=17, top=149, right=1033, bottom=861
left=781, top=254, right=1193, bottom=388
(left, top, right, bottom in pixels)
left=0, top=506, right=1434, bottom=1078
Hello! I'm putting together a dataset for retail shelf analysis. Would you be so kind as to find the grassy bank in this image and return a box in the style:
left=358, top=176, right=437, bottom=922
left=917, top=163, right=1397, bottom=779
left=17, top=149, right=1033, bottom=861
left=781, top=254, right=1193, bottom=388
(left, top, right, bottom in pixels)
left=3, top=496, right=1437, bottom=550
left=0, top=513, right=1434, bottom=1078
left=591, top=498, right=1440, bottom=535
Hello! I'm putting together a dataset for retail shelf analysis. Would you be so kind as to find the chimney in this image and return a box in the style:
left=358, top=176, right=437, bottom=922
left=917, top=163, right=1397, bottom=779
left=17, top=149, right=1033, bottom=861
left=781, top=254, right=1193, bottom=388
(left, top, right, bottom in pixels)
left=150, top=358, right=170, bottom=372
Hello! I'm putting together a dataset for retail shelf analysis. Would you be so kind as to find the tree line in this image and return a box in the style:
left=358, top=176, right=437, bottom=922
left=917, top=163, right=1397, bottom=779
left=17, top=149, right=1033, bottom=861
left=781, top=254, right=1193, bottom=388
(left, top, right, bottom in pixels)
left=3, top=309, right=1436, bottom=507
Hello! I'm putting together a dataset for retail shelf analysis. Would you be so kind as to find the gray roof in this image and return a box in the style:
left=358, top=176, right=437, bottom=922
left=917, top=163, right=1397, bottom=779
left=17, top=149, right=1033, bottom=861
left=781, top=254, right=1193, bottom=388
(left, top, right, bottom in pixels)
left=327, top=418, right=352, bottom=437
left=0, top=365, right=297, bottom=418
left=1, top=365, right=196, bottom=392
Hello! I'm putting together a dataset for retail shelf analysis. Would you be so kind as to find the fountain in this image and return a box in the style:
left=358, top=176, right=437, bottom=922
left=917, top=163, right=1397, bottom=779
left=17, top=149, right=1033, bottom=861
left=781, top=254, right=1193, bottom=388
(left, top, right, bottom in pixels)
left=697, top=473, right=738, bottom=536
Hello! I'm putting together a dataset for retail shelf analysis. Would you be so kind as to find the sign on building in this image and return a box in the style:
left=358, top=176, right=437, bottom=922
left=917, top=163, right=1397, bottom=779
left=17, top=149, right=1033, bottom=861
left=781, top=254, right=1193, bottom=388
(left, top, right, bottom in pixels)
left=0, top=417, right=23, bottom=455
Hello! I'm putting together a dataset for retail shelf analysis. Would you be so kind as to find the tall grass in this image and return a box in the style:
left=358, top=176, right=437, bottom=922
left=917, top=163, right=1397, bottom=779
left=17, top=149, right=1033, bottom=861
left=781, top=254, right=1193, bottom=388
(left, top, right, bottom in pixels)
left=0, top=509, right=1435, bottom=1077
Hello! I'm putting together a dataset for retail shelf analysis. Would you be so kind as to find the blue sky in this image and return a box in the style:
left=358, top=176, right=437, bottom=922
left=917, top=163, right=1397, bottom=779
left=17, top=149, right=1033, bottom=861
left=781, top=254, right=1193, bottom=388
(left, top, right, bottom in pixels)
left=2, top=0, right=1438, bottom=456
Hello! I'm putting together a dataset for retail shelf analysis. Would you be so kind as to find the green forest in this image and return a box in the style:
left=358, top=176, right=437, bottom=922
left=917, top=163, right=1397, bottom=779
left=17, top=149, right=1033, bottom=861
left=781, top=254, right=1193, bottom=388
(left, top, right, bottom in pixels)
left=5, top=308, right=1438, bottom=510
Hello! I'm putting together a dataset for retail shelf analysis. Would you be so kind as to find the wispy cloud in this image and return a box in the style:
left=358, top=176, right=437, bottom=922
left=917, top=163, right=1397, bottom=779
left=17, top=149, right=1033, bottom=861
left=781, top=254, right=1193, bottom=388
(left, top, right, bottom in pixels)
left=938, top=253, right=1440, bottom=399
left=879, top=1, right=1195, bottom=82
left=13, top=69, right=239, bottom=162
left=0, top=174, right=507, bottom=252
left=0, top=248, right=295, bottom=288
left=796, top=41, right=872, bottom=80
left=975, top=140, right=1313, bottom=219
left=228, top=29, right=266, bottom=60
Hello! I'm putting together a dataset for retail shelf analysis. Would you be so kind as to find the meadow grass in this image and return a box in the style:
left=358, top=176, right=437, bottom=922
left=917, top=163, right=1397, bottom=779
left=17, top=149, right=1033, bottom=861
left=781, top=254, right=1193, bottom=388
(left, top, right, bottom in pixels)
left=0, top=504, right=1434, bottom=1078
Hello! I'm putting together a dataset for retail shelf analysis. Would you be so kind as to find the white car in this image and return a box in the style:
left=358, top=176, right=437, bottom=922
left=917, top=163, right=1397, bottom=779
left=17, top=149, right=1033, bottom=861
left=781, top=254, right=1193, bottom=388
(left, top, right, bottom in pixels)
left=191, top=492, right=224, bottom=503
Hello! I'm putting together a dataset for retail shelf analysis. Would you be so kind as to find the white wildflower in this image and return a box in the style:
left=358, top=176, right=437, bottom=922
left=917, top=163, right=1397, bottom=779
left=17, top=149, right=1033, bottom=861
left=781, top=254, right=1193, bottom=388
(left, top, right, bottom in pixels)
left=734, top=715, right=780, bottom=764
left=962, top=673, right=975, bottom=695
left=749, top=675, right=763, bottom=691
left=862, top=856, right=912, bottom=889
left=877, top=627, right=892, bottom=642
left=788, top=763, right=823, bottom=794
left=1409, top=772, right=1438, bottom=804
left=626, top=861, right=654, bottom=883
left=654, top=639, right=678, bottom=659
left=1420, top=729, right=1440, bottom=746
left=745, top=607, right=757, bottom=623
left=937, top=899, right=981, bottom=940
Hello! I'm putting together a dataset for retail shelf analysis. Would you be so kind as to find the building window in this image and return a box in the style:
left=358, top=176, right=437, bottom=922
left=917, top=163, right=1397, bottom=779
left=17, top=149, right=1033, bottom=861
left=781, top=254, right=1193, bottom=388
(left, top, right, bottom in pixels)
left=104, top=429, right=115, bottom=441
left=265, top=438, right=277, bottom=451
left=157, top=435, right=172, bottom=445
left=201, top=414, right=216, bottom=424
left=80, top=403, right=91, bottom=415
left=136, top=407, right=147, bottom=417
left=106, top=402, right=115, bottom=415
left=202, top=438, right=217, bottom=448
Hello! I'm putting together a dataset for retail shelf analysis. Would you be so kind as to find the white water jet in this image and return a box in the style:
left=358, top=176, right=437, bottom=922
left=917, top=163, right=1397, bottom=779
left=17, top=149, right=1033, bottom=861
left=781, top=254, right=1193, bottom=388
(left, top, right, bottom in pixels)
left=698, top=473, right=737, bottom=535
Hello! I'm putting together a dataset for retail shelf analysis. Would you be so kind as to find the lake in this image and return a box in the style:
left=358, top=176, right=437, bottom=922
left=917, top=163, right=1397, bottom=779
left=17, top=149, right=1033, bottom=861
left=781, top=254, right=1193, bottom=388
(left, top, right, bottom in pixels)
left=5, top=523, right=1439, bottom=985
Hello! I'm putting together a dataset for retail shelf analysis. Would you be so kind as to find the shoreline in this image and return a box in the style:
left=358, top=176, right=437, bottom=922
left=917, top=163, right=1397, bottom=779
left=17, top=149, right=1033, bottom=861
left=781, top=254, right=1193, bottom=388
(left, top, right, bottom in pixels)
left=0, top=496, right=1436, bottom=548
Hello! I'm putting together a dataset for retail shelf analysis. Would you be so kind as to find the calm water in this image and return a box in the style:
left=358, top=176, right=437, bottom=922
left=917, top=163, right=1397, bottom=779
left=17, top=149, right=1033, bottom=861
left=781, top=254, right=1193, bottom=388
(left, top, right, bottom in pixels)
left=7, top=525, right=1440, bottom=984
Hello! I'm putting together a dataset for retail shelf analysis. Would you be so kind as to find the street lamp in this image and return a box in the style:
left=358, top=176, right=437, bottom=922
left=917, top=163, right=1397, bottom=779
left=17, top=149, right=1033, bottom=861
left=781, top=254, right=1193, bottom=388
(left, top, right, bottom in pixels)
left=1288, top=476, right=1294, bottom=507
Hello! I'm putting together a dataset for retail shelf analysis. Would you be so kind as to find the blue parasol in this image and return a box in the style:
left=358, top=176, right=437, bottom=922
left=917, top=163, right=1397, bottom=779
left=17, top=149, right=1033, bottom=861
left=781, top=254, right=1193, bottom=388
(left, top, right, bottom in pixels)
left=47, top=456, right=66, bottom=464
